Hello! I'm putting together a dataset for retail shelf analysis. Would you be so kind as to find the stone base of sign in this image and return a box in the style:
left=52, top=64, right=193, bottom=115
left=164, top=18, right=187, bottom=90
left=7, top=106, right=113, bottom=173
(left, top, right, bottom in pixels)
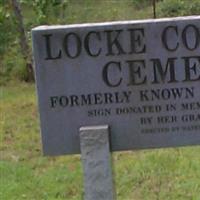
left=80, top=125, right=115, bottom=200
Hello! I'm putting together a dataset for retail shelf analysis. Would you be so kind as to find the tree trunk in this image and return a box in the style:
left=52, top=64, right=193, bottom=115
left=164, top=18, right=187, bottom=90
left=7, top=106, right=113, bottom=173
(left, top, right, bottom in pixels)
left=11, top=0, right=34, bottom=81
left=153, top=0, right=157, bottom=19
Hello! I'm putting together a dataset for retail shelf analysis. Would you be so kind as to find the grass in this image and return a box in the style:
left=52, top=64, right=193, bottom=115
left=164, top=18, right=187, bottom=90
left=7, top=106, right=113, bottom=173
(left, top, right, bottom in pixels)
left=0, top=82, right=83, bottom=200
left=1, top=82, right=200, bottom=199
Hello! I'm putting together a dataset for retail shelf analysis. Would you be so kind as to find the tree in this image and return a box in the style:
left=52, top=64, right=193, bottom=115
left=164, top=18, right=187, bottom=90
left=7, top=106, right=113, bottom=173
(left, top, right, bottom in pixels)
left=11, top=0, right=34, bottom=81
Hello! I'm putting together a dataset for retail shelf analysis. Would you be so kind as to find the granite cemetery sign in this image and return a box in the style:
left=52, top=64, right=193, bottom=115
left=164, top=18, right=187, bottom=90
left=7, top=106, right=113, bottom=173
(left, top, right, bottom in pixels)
left=32, top=16, right=200, bottom=156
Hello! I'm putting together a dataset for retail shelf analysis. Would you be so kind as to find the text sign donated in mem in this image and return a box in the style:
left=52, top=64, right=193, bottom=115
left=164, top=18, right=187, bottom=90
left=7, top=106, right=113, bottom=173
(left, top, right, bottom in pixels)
left=32, top=16, right=200, bottom=156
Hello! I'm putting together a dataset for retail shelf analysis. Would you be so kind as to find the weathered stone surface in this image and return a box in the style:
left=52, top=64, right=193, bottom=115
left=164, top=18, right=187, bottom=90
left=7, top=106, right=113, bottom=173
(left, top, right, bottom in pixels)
left=32, top=16, right=200, bottom=155
left=80, top=125, right=114, bottom=200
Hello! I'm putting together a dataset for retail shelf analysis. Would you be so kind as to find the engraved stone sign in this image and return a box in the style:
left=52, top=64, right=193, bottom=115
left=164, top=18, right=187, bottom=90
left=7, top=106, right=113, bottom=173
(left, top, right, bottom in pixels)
left=32, top=16, right=200, bottom=155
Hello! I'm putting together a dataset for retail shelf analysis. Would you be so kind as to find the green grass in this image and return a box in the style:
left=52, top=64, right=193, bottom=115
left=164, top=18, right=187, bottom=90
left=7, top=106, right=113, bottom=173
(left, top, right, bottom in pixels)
left=1, top=82, right=200, bottom=199
left=0, top=82, right=83, bottom=199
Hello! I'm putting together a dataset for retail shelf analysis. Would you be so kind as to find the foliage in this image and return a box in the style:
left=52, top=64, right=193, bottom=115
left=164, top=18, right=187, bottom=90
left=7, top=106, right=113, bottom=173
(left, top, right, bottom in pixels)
left=0, top=6, right=10, bottom=55
left=158, top=0, right=200, bottom=17
left=22, top=0, right=69, bottom=25
left=132, top=0, right=152, bottom=8
left=0, top=1, right=15, bottom=56
left=0, top=1, right=20, bottom=84
left=0, top=47, right=27, bottom=85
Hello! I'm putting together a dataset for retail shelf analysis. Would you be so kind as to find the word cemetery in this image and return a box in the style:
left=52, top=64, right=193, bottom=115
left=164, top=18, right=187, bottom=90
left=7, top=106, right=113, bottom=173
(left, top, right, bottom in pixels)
left=32, top=16, right=200, bottom=156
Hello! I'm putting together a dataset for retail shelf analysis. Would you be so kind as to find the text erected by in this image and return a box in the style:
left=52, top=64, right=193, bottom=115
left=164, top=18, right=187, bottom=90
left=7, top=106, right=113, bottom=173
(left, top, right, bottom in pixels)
left=32, top=16, right=200, bottom=155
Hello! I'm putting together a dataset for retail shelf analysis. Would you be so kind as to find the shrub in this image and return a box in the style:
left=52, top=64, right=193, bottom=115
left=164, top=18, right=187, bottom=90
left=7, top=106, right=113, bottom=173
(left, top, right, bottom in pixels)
left=132, top=0, right=151, bottom=8
left=158, top=0, right=200, bottom=17
left=0, top=46, right=28, bottom=85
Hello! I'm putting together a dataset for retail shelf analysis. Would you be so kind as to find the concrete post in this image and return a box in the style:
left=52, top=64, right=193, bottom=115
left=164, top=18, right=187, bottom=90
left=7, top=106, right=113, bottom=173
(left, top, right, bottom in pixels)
left=80, top=125, right=115, bottom=200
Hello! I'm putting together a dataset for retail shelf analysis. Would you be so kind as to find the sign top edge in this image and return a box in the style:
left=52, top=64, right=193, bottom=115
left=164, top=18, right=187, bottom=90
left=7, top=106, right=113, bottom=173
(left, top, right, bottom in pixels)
left=32, top=15, right=200, bottom=32
left=79, top=125, right=109, bottom=132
